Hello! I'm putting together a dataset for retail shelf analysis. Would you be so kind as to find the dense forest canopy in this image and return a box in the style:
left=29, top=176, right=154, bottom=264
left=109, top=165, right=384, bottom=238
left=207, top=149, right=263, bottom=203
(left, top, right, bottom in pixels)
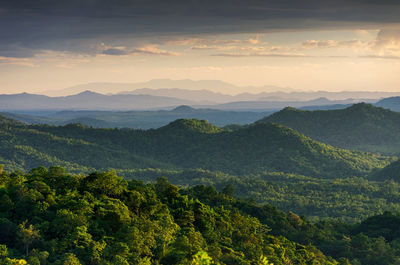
left=0, top=115, right=392, bottom=178
left=1, top=105, right=400, bottom=264
left=0, top=167, right=340, bottom=265
left=259, top=103, right=400, bottom=155
left=0, top=112, right=398, bottom=222
left=120, top=168, right=400, bottom=223
left=1, top=167, right=400, bottom=264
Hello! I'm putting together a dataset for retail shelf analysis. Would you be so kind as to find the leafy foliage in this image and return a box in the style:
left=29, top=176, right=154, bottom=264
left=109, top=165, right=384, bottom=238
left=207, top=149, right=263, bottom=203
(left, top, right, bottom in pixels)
left=0, top=167, right=338, bottom=265
left=0, top=115, right=392, bottom=178
left=373, top=159, right=400, bottom=181
left=259, top=103, right=400, bottom=155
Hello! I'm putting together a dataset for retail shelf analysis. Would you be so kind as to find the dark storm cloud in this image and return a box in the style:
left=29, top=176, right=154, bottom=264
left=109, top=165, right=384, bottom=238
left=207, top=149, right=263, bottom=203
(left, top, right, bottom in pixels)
left=1, top=0, right=400, bottom=57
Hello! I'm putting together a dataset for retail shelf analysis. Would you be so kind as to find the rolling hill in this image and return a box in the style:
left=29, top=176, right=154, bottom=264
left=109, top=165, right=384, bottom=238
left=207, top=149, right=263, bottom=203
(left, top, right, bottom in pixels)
left=259, top=103, right=400, bottom=155
left=0, top=115, right=391, bottom=178
left=375, top=96, right=400, bottom=112
left=373, top=159, right=400, bottom=181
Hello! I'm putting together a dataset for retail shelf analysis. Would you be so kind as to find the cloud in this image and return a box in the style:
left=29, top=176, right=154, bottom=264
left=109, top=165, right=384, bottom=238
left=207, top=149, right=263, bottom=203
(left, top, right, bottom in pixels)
left=1, top=0, right=400, bottom=57
left=166, top=38, right=205, bottom=46
left=359, top=55, right=400, bottom=60
left=373, top=29, right=400, bottom=55
left=210, top=38, right=262, bottom=45
left=131, top=46, right=179, bottom=56
left=192, top=45, right=235, bottom=50
left=190, top=36, right=264, bottom=50
left=302, top=39, right=367, bottom=49
left=102, top=48, right=131, bottom=56
left=302, top=40, right=338, bottom=48
left=212, top=52, right=309, bottom=58
left=0, top=56, right=36, bottom=67
left=100, top=44, right=179, bottom=56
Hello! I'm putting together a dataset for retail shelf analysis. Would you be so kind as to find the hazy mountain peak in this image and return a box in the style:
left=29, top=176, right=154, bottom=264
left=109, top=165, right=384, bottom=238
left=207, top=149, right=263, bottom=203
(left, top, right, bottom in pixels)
left=348, top=102, right=373, bottom=110
left=280, top=106, right=306, bottom=113
left=75, top=90, right=103, bottom=96
left=172, top=105, right=195, bottom=112
left=159, top=118, right=221, bottom=134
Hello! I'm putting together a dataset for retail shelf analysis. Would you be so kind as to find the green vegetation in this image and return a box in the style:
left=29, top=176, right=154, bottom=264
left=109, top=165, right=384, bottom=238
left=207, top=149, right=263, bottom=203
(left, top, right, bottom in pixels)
left=3, top=167, right=400, bottom=264
left=0, top=116, right=392, bottom=178
left=259, top=103, right=400, bottom=155
left=182, top=185, right=400, bottom=265
left=373, top=159, right=400, bottom=181
left=0, top=114, right=398, bottom=223
left=118, top=168, right=400, bottom=223
left=2, top=104, right=400, bottom=264
left=0, top=167, right=339, bottom=264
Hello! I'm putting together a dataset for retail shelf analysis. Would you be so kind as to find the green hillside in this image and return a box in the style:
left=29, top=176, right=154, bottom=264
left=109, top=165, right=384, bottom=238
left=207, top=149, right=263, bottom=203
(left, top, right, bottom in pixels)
left=3, top=166, right=400, bottom=264
left=373, top=159, right=400, bottom=181
left=120, top=168, right=400, bottom=223
left=259, top=103, right=400, bottom=155
left=0, top=167, right=338, bottom=265
left=0, top=116, right=391, bottom=178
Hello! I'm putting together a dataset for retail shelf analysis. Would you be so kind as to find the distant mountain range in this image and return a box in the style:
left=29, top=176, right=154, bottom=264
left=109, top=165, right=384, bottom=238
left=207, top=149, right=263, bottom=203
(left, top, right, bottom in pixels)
left=375, top=97, right=400, bottom=112
left=41, top=79, right=295, bottom=96
left=0, top=91, right=196, bottom=110
left=206, top=97, right=363, bottom=111
left=0, top=90, right=380, bottom=112
left=259, top=103, right=400, bottom=155
left=41, top=79, right=400, bottom=103
left=122, top=87, right=399, bottom=104
left=0, top=105, right=272, bottom=129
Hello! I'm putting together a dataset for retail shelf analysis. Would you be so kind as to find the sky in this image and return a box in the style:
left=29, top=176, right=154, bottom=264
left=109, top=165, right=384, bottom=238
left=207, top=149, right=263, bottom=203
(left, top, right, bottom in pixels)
left=1, top=0, right=400, bottom=94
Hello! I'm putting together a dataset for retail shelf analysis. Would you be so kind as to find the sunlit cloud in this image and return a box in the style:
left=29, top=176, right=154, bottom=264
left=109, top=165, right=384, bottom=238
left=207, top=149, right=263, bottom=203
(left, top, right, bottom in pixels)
left=301, top=39, right=368, bottom=50
left=212, top=52, right=309, bottom=57
left=359, top=55, right=400, bottom=60
left=191, top=45, right=236, bottom=50
left=0, top=56, right=36, bottom=67
left=166, top=38, right=206, bottom=46
left=372, top=29, right=400, bottom=56
left=302, top=40, right=339, bottom=49
left=100, top=44, right=179, bottom=56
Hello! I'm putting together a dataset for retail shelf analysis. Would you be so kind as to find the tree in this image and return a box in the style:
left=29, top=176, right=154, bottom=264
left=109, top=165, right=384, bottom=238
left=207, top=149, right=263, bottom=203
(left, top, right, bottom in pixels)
left=222, top=184, right=235, bottom=197
left=0, top=244, right=8, bottom=258
left=17, top=220, right=40, bottom=257
left=191, top=251, right=216, bottom=265
left=59, top=253, right=82, bottom=265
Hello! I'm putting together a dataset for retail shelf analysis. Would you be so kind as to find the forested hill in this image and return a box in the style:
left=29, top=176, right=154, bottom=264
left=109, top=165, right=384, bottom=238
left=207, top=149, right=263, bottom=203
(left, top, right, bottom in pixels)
left=259, top=103, right=400, bottom=155
left=0, top=167, right=339, bottom=264
left=0, top=115, right=391, bottom=178
left=373, top=159, right=400, bottom=181
left=3, top=167, right=400, bottom=264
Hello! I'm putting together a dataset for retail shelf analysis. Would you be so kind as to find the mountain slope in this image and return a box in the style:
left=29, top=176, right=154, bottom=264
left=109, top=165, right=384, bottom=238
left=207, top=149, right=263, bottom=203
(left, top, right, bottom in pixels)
left=0, top=115, right=391, bottom=178
left=0, top=91, right=195, bottom=110
left=375, top=96, right=400, bottom=111
left=149, top=121, right=390, bottom=177
left=1, top=106, right=271, bottom=129
left=259, top=103, right=400, bottom=154
left=373, top=159, right=400, bottom=181
left=208, top=97, right=361, bottom=111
